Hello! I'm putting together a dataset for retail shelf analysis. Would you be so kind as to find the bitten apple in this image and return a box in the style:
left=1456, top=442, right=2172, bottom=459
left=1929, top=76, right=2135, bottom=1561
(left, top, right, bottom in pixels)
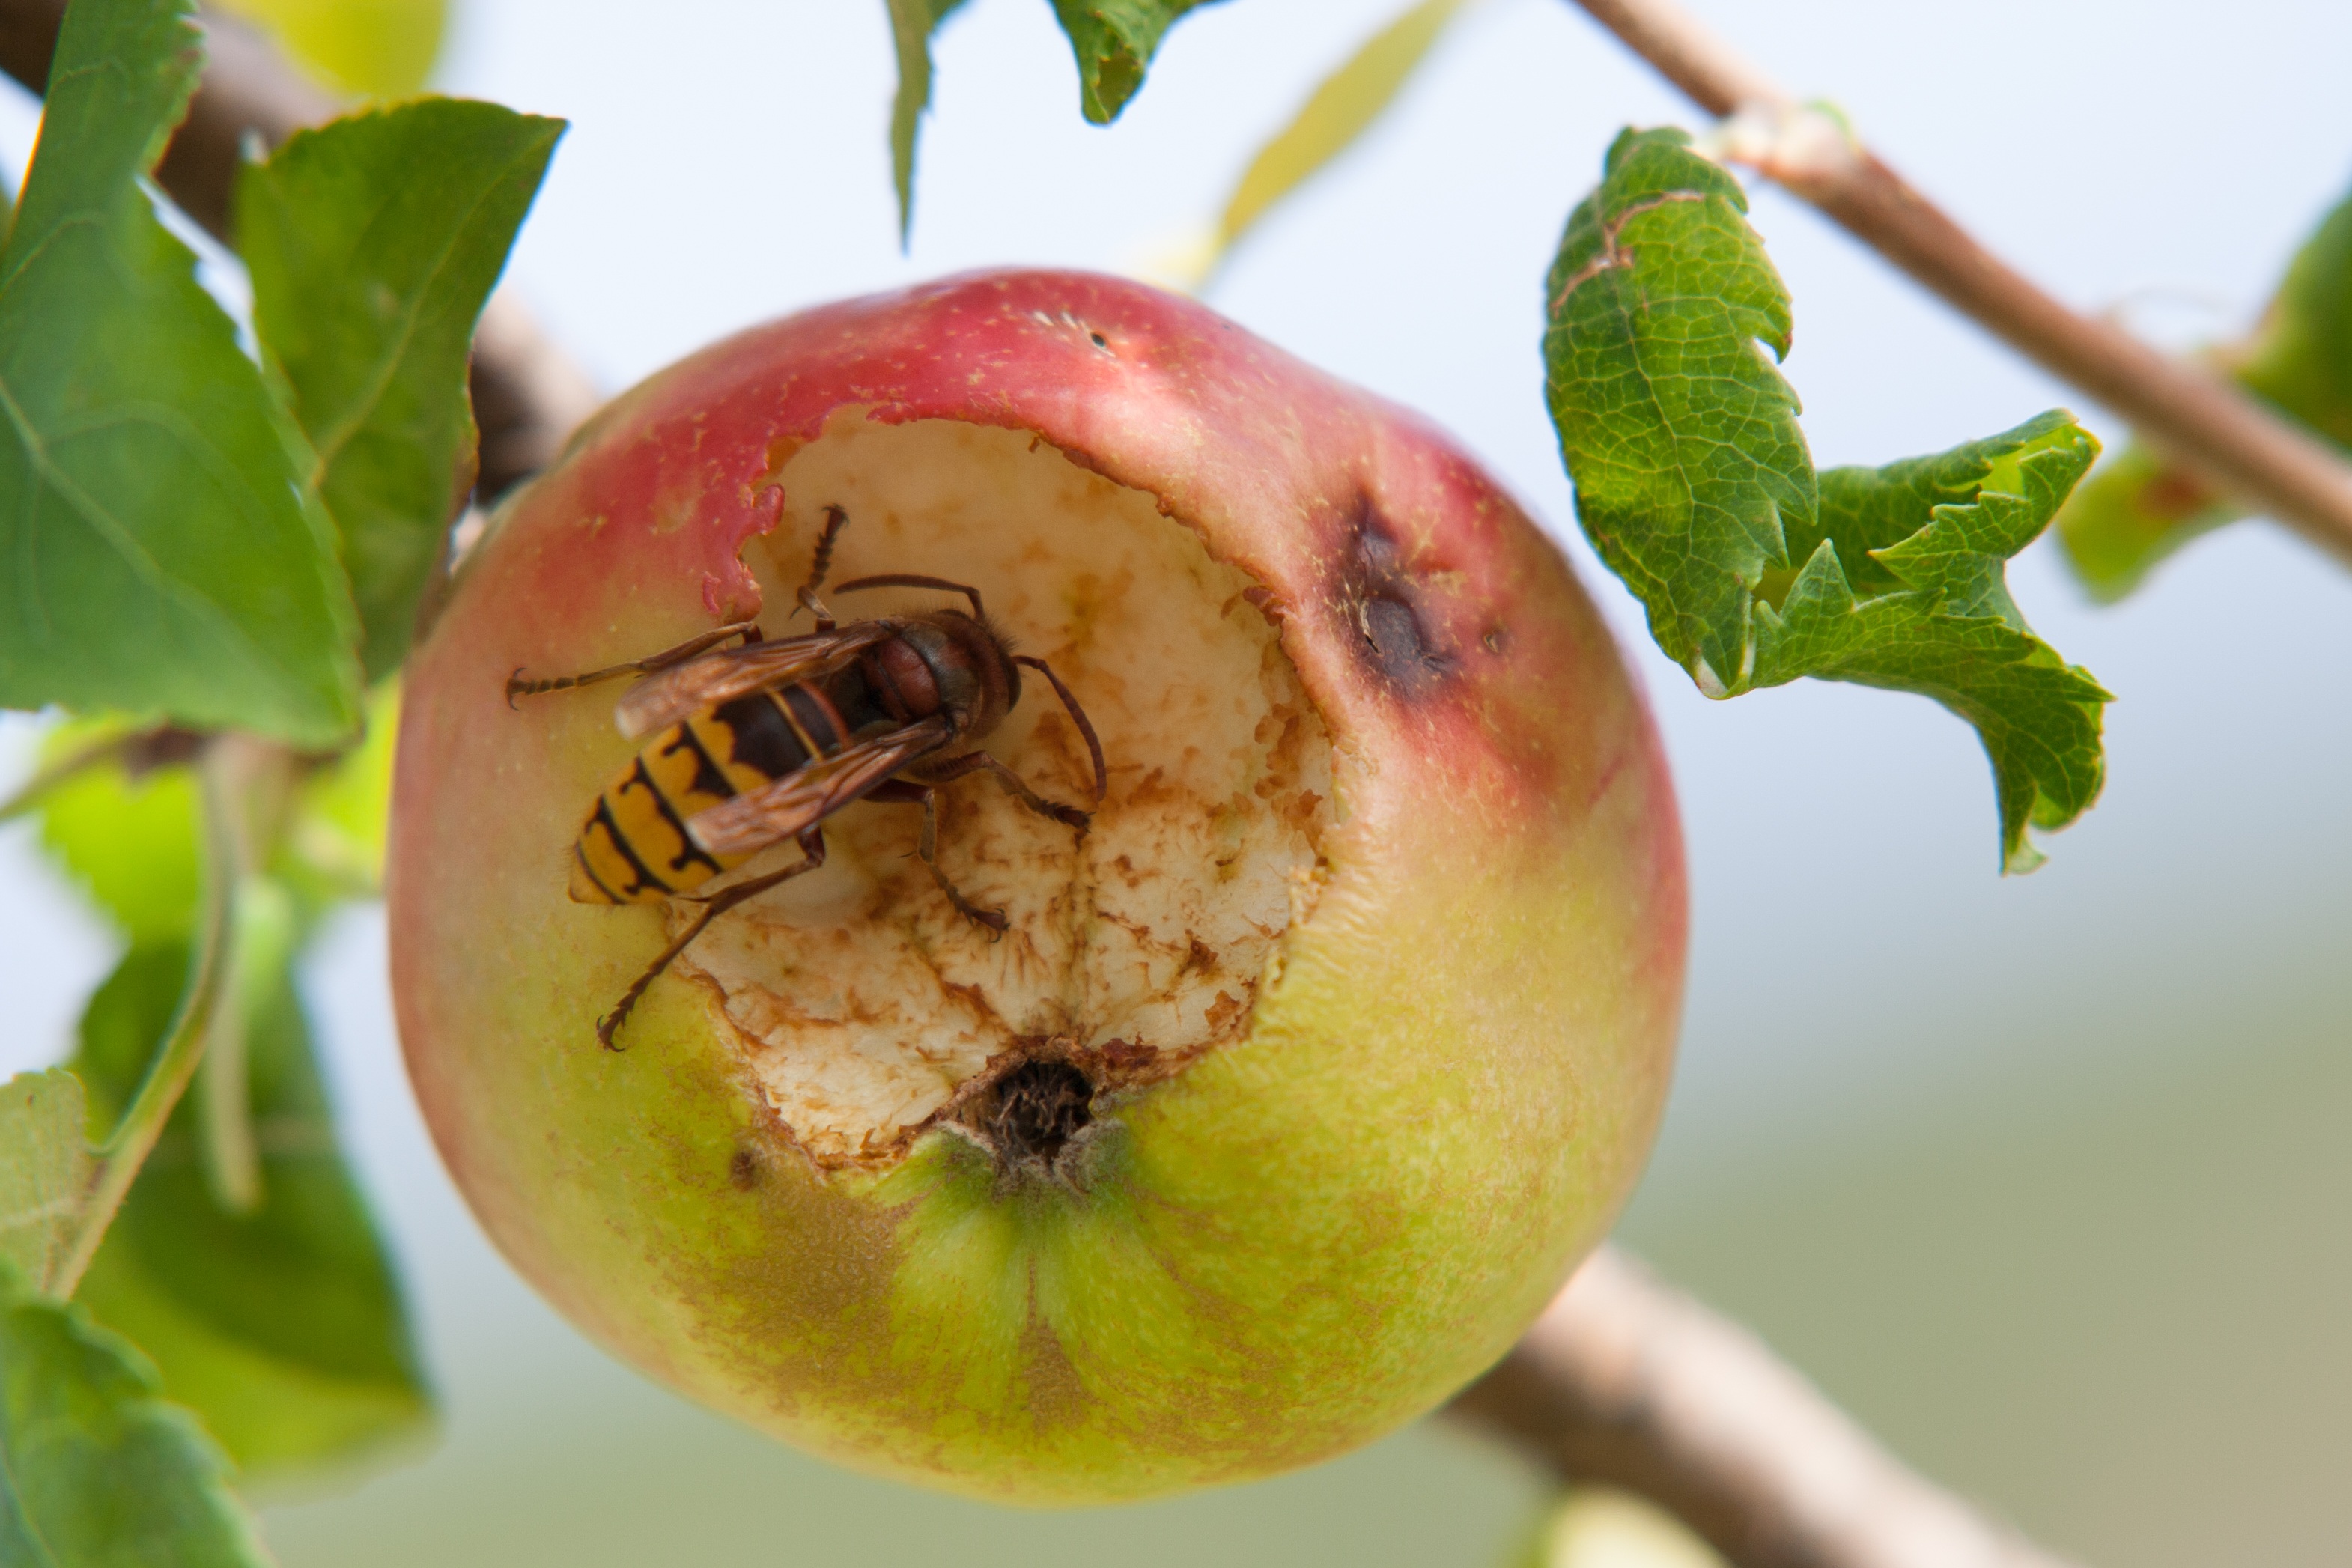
left=389, top=270, right=1685, bottom=1502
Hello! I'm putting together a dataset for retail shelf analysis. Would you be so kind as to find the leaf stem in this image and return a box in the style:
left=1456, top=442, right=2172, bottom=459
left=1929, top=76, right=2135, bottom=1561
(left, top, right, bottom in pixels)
left=51, top=741, right=242, bottom=1300
left=1565, top=0, right=2352, bottom=570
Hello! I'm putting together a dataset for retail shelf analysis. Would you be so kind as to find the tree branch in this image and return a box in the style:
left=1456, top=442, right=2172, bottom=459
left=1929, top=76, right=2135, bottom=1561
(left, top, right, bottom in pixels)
left=1448, top=1247, right=2079, bottom=1568
left=1566, top=0, right=2352, bottom=571
left=0, top=0, right=600, bottom=505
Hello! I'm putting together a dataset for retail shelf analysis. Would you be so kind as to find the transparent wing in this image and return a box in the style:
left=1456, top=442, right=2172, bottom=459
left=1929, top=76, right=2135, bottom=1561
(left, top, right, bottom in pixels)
left=685, top=717, right=952, bottom=857
left=613, top=622, right=896, bottom=741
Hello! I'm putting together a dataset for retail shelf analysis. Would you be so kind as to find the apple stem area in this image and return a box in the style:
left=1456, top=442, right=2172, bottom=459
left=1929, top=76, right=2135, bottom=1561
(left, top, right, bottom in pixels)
left=972, top=1060, right=1096, bottom=1173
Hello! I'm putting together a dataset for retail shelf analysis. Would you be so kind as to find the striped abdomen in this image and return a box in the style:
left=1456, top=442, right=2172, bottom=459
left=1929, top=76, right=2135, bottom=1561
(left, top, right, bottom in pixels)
left=570, top=681, right=854, bottom=905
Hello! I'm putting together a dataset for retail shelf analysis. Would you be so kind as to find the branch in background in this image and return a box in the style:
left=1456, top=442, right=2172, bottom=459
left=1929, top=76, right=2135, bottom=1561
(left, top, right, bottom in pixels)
left=1565, top=0, right=2352, bottom=572
left=1448, top=1248, right=2081, bottom=1568
left=0, top=0, right=599, bottom=505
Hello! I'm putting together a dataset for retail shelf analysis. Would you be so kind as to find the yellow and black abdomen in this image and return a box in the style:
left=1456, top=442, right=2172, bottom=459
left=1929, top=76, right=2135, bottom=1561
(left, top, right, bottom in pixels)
left=569, top=684, right=849, bottom=905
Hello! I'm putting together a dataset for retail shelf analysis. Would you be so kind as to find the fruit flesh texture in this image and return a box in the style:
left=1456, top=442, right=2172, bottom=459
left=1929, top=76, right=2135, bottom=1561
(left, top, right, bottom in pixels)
left=389, top=270, right=1686, bottom=1501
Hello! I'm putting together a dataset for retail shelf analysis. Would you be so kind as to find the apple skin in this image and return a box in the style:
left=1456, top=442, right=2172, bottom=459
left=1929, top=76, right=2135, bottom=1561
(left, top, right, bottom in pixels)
left=389, top=269, right=1686, bottom=1501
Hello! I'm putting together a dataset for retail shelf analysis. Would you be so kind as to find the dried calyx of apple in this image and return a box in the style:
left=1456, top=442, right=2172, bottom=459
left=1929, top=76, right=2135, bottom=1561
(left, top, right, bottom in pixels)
left=391, top=270, right=1684, bottom=1502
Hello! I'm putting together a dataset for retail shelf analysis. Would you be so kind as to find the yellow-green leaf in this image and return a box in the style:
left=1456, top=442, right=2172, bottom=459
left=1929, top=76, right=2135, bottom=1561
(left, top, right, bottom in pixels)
left=213, top=0, right=446, bottom=98
left=1211, top=0, right=1475, bottom=273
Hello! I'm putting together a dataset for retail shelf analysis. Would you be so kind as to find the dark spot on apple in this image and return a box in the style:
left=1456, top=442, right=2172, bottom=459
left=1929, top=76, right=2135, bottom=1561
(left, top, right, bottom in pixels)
left=1089, top=330, right=1110, bottom=350
left=729, top=1148, right=759, bottom=1190
left=982, top=1060, right=1094, bottom=1170
left=1340, top=496, right=1450, bottom=692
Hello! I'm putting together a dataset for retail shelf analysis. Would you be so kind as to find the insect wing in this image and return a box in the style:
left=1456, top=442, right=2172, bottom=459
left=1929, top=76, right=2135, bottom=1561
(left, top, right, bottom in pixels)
left=685, top=718, right=951, bottom=857
left=612, top=622, right=896, bottom=740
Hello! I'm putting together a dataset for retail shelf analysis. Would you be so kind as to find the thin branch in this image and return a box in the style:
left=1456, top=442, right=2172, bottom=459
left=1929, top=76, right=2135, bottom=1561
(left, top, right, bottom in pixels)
left=1448, top=1247, right=2080, bottom=1568
left=1566, top=0, right=2352, bottom=571
left=52, top=741, right=241, bottom=1300
left=0, top=0, right=601, bottom=505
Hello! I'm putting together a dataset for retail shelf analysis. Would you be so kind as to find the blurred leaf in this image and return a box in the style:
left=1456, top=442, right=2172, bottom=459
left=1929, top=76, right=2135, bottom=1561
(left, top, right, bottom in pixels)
left=0, top=0, right=362, bottom=746
left=1546, top=130, right=2107, bottom=870
left=213, top=0, right=446, bottom=98
left=2052, top=442, right=2240, bottom=603
left=1544, top=127, right=1814, bottom=693
left=1209, top=0, right=1474, bottom=272
left=0, top=1259, right=272, bottom=1567
left=1757, top=415, right=2111, bottom=872
left=281, top=683, right=399, bottom=903
left=36, top=723, right=204, bottom=946
left=2237, top=178, right=2352, bottom=450
left=2058, top=179, right=2352, bottom=600
left=1516, top=1488, right=1725, bottom=1567
left=1050, top=0, right=1218, bottom=124
left=885, top=0, right=973, bottom=244
left=0, top=1073, right=94, bottom=1297
left=241, top=100, right=564, bottom=681
left=71, top=942, right=430, bottom=1482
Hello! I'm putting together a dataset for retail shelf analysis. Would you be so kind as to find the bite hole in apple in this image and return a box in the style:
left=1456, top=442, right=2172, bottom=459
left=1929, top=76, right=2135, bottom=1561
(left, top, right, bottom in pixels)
left=671, top=411, right=1339, bottom=1173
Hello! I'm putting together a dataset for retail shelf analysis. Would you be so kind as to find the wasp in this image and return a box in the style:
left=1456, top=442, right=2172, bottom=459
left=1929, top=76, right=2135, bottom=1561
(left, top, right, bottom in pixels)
left=509, top=507, right=1106, bottom=1049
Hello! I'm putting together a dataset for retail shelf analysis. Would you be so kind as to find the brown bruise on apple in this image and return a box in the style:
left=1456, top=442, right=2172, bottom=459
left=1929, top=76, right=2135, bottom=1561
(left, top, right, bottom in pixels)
left=667, top=413, right=1339, bottom=1169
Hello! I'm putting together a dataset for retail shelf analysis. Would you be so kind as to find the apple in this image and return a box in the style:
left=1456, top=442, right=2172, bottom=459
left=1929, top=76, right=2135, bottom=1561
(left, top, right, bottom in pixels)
left=389, top=269, right=1685, bottom=1501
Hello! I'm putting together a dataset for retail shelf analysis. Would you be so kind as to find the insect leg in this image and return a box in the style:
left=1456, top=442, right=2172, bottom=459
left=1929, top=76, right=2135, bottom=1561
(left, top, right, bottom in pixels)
left=913, top=750, right=1091, bottom=832
left=906, top=785, right=1009, bottom=934
left=596, top=827, right=827, bottom=1050
left=508, top=621, right=762, bottom=707
left=1011, top=655, right=1107, bottom=806
left=794, top=505, right=851, bottom=629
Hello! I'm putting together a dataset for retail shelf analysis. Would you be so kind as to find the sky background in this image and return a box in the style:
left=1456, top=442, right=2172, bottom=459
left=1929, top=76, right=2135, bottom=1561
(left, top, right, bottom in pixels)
left=2, top=1, right=2349, bottom=1563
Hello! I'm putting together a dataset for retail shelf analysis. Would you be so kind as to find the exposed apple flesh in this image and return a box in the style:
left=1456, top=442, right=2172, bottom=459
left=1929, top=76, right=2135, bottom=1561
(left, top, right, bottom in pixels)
left=697, top=412, right=1334, bottom=1167
left=389, top=270, right=1686, bottom=1501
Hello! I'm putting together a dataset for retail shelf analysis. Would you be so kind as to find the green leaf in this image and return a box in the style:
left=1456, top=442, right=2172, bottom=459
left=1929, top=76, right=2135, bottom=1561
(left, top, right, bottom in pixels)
left=0, top=1259, right=272, bottom=1568
left=2058, top=179, right=2352, bottom=600
left=2237, top=179, right=2352, bottom=451
left=1544, top=127, right=1814, bottom=696
left=885, top=0, right=973, bottom=245
left=1545, top=130, right=2109, bottom=869
left=1049, top=0, right=1218, bottom=124
left=0, top=1073, right=94, bottom=1298
left=70, top=942, right=430, bottom=1482
left=36, top=723, right=204, bottom=946
left=0, top=0, right=362, bottom=746
left=240, top=100, right=563, bottom=681
left=1754, top=414, right=2112, bottom=872
left=212, top=0, right=448, bottom=99
left=1208, top=0, right=1474, bottom=274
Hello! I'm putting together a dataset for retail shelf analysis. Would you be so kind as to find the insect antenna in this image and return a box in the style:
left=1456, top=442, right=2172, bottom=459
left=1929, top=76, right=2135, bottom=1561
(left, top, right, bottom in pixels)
left=833, top=574, right=986, bottom=621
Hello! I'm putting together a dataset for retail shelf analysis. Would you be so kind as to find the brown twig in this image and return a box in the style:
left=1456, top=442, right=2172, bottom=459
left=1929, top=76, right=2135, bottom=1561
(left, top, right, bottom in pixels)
left=1449, top=1247, right=2080, bottom=1568
left=0, top=0, right=600, bottom=505
left=1566, top=0, right=2352, bottom=571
